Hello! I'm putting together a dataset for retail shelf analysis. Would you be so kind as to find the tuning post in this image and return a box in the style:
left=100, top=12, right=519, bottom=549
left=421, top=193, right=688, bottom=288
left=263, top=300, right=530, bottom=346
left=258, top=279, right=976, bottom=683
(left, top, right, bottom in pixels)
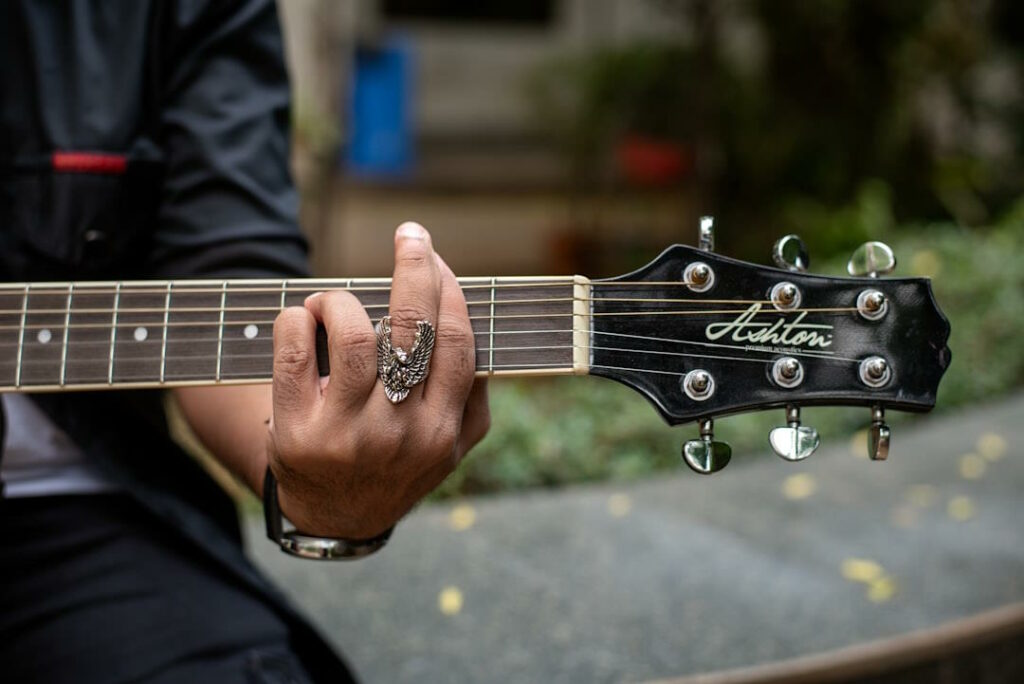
left=771, top=356, right=804, bottom=388
left=770, top=281, right=802, bottom=311
left=848, top=241, right=897, bottom=278
left=682, top=369, right=715, bottom=401
left=769, top=404, right=820, bottom=462
left=772, top=234, right=810, bottom=272
left=859, top=356, right=891, bottom=388
left=856, top=288, right=888, bottom=321
left=683, top=418, right=732, bottom=474
left=683, top=261, right=715, bottom=292
left=868, top=405, right=890, bottom=461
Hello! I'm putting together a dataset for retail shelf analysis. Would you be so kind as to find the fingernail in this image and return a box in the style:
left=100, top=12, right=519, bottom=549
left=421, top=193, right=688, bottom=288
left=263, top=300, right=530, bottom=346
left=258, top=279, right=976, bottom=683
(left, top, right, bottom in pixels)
left=397, top=222, right=427, bottom=240
left=304, top=292, right=324, bottom=306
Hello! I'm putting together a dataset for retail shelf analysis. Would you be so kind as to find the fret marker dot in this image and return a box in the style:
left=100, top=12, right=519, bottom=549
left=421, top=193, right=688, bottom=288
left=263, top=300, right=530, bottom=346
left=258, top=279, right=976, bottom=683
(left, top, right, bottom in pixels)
left=243, top=324, right=259, bottom=339
left=37, top=329, right=52, bottom=344
left=133, top=326, right=148, bottom=342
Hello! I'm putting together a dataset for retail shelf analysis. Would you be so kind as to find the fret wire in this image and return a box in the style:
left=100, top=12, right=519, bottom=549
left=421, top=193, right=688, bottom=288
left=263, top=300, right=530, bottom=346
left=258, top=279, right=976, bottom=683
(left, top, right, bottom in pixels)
left=488, top=277, right=496, bottom=375
left=160, top=282, right=172, bottom=384
left=280, top=279, right=288, bottom=310
left=215, top=281, right=227, bottom=382
left=107, top=282, right=121, bottom=385
left=15, top=284, right=29, bottom=387
left=59, top=283, right=74, bottom=386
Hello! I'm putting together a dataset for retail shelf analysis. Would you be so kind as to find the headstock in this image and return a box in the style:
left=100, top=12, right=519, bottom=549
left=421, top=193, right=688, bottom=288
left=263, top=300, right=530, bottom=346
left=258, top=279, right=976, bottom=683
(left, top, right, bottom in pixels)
left=589, top=218, right=951, bottom=472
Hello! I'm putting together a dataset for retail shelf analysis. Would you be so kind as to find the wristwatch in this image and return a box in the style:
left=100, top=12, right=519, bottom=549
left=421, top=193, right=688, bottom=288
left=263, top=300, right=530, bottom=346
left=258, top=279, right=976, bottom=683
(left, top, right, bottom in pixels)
left=263, top=467, right=394, bottom=560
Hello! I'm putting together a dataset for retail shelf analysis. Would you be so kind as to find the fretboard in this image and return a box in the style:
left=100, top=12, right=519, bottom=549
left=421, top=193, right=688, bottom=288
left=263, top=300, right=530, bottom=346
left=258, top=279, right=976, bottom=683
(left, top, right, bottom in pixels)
left=0, top=277, right=590, bottom=393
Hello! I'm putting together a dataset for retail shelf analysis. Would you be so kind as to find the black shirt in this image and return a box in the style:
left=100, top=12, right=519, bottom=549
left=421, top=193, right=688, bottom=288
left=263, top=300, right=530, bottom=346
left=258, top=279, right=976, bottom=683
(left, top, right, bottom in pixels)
left=0, top=3, right=348, bottom=675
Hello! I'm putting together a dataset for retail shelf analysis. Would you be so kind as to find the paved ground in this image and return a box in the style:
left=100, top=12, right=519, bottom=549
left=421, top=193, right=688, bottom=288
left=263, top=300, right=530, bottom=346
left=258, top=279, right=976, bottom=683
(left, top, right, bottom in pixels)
left=245, top=393, right=1024, bottom=684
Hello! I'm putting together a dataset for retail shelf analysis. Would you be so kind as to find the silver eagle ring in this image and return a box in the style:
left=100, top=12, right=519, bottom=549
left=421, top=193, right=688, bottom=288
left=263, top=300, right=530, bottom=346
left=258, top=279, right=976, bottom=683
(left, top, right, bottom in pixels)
left=375, top=315, right=436, bottom=404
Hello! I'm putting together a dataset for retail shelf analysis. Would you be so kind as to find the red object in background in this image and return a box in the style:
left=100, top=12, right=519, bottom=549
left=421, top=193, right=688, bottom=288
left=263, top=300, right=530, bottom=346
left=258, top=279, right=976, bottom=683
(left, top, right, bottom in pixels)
left=617, top=134, right=691, bottom=187
left=51, top=152, right=127, bottom=175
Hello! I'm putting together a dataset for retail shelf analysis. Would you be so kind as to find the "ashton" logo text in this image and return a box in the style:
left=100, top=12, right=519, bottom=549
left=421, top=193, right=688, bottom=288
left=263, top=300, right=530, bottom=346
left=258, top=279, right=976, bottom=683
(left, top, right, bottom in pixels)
left=705, top=303, right=833, bottom=349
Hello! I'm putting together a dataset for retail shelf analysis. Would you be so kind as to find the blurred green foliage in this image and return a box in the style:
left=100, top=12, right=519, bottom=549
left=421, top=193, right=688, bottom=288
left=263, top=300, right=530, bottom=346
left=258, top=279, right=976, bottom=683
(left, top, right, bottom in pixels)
left=435, top=209, right=1024, bottom=499
left=528, top=0, right=1023, bottom=263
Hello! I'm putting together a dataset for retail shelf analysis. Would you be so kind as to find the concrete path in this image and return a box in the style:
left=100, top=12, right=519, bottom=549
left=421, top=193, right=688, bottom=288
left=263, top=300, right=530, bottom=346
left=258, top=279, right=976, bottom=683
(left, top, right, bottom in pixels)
left=245, top=394, right=1024, bottom=684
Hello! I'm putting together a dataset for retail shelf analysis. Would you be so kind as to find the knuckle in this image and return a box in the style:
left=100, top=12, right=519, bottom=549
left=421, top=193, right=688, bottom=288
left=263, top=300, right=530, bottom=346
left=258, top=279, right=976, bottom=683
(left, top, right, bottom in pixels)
left=432, top=418, right=460, bottom=457
left=388, top=304, right=430, bottom=328
left=275, top=344, right=314, bottom=374
left=332, top=323, right=376, bottom=352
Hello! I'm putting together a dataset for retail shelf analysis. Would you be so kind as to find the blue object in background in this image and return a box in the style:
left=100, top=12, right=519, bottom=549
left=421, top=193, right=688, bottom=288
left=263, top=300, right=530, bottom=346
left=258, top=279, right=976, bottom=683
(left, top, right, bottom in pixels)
left=345, top=36, right=414, bottom=178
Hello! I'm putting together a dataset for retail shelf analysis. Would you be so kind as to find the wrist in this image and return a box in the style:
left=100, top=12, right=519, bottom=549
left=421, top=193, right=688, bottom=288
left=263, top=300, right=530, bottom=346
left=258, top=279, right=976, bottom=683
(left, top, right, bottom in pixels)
left=263, top=467, right=394, bottom=560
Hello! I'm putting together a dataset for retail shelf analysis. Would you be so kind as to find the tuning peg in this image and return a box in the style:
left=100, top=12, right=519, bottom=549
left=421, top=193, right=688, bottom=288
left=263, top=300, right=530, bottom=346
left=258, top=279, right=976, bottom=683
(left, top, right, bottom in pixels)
left=847, top=241, right=897, bottom=278
left=698, top=216, right=715, bottom=252
left=768, top=405, right=820, bottom=462
left=772, top=235, right=810, bottom=272
left=682, top=418, right=732, bottom=474
left=868, top=405, right=890, bottom=461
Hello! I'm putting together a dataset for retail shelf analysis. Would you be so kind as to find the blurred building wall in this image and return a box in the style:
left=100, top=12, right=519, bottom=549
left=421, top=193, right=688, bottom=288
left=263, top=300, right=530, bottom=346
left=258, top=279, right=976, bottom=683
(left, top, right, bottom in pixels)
left=279, top=1, right=697, bottom=278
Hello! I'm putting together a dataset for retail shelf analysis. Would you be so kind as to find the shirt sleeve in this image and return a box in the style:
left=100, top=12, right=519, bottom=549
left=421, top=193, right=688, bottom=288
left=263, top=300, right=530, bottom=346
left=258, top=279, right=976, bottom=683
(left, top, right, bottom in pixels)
left=146, top=0, right=310, bottom=279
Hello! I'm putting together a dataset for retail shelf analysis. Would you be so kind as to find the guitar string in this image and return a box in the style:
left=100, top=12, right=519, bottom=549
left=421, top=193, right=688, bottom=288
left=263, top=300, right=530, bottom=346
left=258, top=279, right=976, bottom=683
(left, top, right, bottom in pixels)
left=0, top=279, right=860, bottom=296
left=0, top=361, right=783, bottom=389
left=0, top=306, right=860, bottom=333
left=0, top=327, right=845, bottom=361
left=0, top=342, right=851, bottom=378
left=0, top=299, right=858, bottom=316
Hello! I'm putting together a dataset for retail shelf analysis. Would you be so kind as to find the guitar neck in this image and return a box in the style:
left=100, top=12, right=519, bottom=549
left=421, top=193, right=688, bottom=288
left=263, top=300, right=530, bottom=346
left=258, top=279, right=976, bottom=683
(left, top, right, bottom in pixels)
left=0, top=276, right=591, bottom=393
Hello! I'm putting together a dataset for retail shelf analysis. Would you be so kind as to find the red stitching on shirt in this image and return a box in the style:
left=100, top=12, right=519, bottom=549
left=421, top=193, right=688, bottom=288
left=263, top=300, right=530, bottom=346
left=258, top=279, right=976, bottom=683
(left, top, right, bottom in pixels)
left=51, top=152, right=128, bottom=175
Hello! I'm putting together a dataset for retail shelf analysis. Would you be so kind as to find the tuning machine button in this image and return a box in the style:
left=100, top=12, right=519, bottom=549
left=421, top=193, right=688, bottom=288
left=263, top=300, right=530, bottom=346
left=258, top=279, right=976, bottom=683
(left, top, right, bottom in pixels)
left=848, top=241, right=896, bottom=278
left=769, top=405, right=820, bottom=462
left=868, top=405, right=890, bottom=461
left=698, top=215, right=715, bottom=252
left=683, top=418, right=732, bottom=474
left=772, top=234, right=810, bottom=272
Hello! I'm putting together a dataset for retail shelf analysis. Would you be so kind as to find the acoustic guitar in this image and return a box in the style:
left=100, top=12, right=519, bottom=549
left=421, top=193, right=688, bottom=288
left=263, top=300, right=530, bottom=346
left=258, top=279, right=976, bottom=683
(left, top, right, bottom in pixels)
left=0, top=221, right=951, bottom=473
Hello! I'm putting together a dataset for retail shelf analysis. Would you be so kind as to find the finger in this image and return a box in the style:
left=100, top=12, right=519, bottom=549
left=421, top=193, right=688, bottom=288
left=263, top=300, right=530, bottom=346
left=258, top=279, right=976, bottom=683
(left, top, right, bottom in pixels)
left=271, top=306, right=321, bottom=433
left=388, top=222, right=441, bottom=353
left=455, top=378, right=490, bottom=462
left=305, top=290, right=377, bottom=409
left=424, top=252, right=476, bottom=412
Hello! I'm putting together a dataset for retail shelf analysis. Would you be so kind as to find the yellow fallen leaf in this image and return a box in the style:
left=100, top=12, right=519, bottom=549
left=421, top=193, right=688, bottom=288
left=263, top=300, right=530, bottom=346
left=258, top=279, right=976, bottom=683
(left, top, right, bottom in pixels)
left=438, top=586, right=464, bottom=615
left=841, top=558, right=884, bottom=583
left=948, top=496, right=975, bottom=522
left=959, top=453, right=986, bottom=480
left=977, top=433, right=1007, bottom=462
left=607, top=493, right=632, bottom=517
left=850, top=430, right=869, bottom=459
left=866, top=576, right=897, bottom=603
left=782, top=473, right=816, bottom=500
left=448, top=504, right=477, bottom=531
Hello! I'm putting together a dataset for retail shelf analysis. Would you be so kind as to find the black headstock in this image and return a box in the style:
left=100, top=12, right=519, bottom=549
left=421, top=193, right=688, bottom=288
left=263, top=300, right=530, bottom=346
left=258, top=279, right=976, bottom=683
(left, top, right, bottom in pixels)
left=589, top=243, right=952, bottom=429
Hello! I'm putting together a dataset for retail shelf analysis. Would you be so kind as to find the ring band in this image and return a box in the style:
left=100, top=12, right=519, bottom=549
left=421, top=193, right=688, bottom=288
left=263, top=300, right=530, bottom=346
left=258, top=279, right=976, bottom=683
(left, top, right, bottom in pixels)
left=375, top=315, right=436, bottom=404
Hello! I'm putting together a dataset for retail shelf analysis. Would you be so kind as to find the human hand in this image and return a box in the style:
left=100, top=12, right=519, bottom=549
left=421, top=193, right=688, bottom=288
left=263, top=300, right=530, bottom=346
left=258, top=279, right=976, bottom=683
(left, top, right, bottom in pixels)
left=267, top=222, right=489, bottom=538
